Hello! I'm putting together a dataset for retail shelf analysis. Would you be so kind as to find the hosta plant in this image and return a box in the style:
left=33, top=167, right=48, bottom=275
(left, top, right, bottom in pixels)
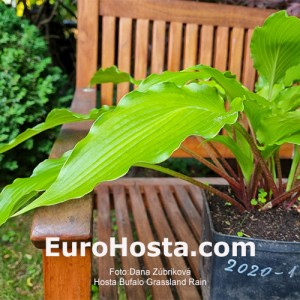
left=0, top=11, right=299, bottom=226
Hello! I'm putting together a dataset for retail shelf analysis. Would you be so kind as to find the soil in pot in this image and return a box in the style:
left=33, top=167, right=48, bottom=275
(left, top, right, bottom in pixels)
left=201, top=187, right=300, bottom=300
left=206, top=187, right=300, bottom=242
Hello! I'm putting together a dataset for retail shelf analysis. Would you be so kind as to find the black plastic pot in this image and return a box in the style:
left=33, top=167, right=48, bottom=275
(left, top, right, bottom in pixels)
left=200, top=197, right=300, bottom=300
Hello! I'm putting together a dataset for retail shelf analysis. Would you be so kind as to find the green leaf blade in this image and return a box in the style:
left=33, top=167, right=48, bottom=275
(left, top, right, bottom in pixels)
left=0, top=107, right=113, bottom=154
left=90, top=65, right=141, bottom=86
left=211, top=134, right=253, bottom=183
left=0, top=153, right=69, bottom=226
left=284, top=63, right=300, bottom=86
left=257, top=111, right=300, bottom=146
left=15, top=83, right=243, bottom=215
left=251, top=11, right=300, bottom=88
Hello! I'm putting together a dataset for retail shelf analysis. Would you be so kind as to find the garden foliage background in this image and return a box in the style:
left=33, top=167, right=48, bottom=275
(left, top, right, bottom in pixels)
left=0, top=0, right=76, bottom=183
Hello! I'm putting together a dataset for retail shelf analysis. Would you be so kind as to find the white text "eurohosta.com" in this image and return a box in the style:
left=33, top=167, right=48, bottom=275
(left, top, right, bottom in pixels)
left=46, top=237, right=256, bottom=257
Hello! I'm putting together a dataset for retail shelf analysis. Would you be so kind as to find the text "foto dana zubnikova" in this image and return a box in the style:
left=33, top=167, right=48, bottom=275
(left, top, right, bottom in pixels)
left=45, top=237, right=256, bottom=257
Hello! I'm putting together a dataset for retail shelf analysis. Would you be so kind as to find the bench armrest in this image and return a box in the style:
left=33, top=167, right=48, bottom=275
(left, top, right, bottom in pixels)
left=31, top=88, right=96, bottom=248
left=31, top=194, right=93, bottom=249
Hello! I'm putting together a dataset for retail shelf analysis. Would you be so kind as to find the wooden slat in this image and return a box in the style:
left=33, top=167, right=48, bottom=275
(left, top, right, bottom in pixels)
left=96, top=186, right=118, bottom=300
left=43, top=249, right=92, bottom=300
left=199, top=25, right=214, bottom=66
left=117, top=17, right=133, bottom=101
left=187, top=185, right=205, bottom=216
left=101, top=177, right=228, bottom=187
left=101, top=16, right=116, bottom=105
left=76, top=0, right=98, bottom=88
left=134, top=19, right=149, bottom=79
left=173, top=186, right=202, bottom=241
left=167, top=22, right=183, bottom=71
left=99, top=0, right=275, bottom=29
left=158, top=186, right=200, bottom=279
left=151, top=20, right=166, bottom=74
left=214, top=26, right=229, bottom=72
left=183, top=23, right=198, bottom=69
left=128, top=186, right=174, bottom=299
left=215, top=15, right=229, bottom=132
left=144, top=186, right=201, bottom=299
left=229, top=27, right=244, bottom=80
left=112, top=186, right=146, bottom=299
left=242, top=29, right=256, bottom=90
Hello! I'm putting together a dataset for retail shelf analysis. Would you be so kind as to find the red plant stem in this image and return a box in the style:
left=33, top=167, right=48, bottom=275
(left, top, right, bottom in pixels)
left=261, top=184, right=300, bottom=210
left=249, top=161, right=261, bottom=200
left=286, top=191, right=300, bottom=209
left=275, top=151, right=283, bottom=193
left=196, top=137, right=228, bottom=175
left=237, top=163, right=251, bottom=211
left=208, top=141, right=241, bottom=182
left=180, top=145, right=241, bottom=192
left=231, top=126, right=250, bottom=209
left=235, top=123, right=279, bottom=198
left=135, top=162, right=246, bottom=213
left=198, top=137, right=240, bottom=182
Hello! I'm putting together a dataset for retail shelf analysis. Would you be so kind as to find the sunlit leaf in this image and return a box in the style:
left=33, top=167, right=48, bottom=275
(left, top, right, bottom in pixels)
left=211, top=132, right=253, bottom=183
left=272, top=85, right=300, bottom=113
left=90, top=65, right=141, bottom=86
left=0, top=107, right=113, bottom=154
left=251, top=11, right=300, bottom=89
left=137, top=68, right=209, bottom=91
left=0, top=152, right=69, bottom=226
left=284, top=63, right=300, bottom=86
left=257, top=111, right=300, bottom=146
left=14, top=83, right=243, bottom=215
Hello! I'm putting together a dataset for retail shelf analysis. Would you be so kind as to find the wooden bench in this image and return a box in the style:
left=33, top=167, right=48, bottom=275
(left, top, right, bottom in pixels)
left=30, top=1, right=276, bottom=299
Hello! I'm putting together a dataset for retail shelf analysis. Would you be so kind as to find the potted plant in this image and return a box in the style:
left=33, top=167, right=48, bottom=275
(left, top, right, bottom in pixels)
left=0, top=10, right=299, bottom=299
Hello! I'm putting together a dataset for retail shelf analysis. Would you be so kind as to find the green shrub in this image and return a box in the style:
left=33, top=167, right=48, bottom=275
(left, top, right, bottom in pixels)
left=0, top=3, right=72, bottom=182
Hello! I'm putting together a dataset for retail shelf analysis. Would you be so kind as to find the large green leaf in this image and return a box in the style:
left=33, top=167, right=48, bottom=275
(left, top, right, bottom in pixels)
left=90, top=65, right=141, bottom=86
left=188, top=65, right=248, bottom=100
left=243, top=100, right=271, bottom=134
left=0, top=152, right=69, bottom=226
left=275, top=135, right=300, bottom=146
left=92, top=65, right=251, bottom=101
left=187, top=66, right=269, bottom=115
left=284, top=63, right=300, bottom=86
left=251, top=11, right=300, bottom=90
left=287, top=145, right=300, bottom=191
left=257, top=111, right=300, bottom=146
left=0, top=107, right=112, bottom=154
left=13, top=83, right=243, bottom=216
left=272, top=85, right=300, bottom=113
left=137, top=69, right=209, bottom=91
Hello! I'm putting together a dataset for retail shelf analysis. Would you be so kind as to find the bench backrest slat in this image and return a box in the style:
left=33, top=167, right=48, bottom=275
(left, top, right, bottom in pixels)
left=76, top=0, right=275, bottom=92
left=99, top=0, right=274, bottom=28
left=95, top=0, right=275, bottom=105
left=76, top=0, right=99, bottom=89
left=135, top=19, right=149, bottom=79
left=75, top=0, right=279, bottom=158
